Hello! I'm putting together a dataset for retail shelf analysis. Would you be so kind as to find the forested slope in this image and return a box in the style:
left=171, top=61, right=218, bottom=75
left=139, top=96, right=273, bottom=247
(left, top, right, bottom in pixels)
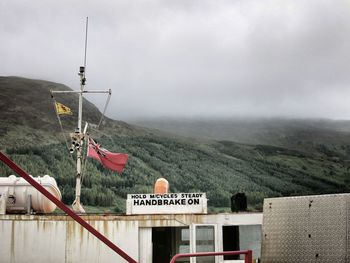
left=1, top=134, right=349, bottom=212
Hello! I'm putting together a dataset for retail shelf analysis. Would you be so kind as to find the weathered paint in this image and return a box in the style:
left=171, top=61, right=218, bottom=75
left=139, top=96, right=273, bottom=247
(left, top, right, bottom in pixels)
left=139, top=228, right=152, bottom=262
left=65, top=220, right=138, bottom=263
left=0, top=213, right=263, bottom=263
left=1, top=219, right=66, bottom=263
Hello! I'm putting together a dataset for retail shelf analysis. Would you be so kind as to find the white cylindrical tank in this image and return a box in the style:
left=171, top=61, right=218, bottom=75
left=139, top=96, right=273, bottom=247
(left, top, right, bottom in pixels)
left=0, top=175, right=61, bottom=213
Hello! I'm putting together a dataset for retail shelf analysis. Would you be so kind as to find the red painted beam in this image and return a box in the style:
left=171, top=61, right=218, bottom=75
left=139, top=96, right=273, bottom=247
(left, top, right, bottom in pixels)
left=0, top=151, right=137, bottom=263
left=169, top=250, right=253, bottom=263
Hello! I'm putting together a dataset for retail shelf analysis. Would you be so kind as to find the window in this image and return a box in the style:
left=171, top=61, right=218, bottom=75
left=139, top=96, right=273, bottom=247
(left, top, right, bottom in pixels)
left=195, top=225, right=215, bottom=263
left=178, top=228, right=190, bottom=254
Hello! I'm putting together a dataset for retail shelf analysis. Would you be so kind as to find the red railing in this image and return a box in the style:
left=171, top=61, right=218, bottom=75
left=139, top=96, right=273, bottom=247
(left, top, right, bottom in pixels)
left=0, top=152, right=137, bottom=263
left=170, top=250, right=253, bottom=263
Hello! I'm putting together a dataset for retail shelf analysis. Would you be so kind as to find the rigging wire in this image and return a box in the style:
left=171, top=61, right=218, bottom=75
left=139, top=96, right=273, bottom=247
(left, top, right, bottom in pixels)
left=81, top=88, right=112, bottom=182
left=51, top=91, right=113, bottom=189
left=50, top=93, right=76, bottom=166
left=89, top=126, right=113, bottom=138
left=51, top=94, right=71, bottom=152
left=97, top=89, right=112, bottom=129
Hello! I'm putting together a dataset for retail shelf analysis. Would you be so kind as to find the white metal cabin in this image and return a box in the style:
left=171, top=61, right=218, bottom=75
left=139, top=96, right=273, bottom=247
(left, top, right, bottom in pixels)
left=0, top=212, right=262, bottom=263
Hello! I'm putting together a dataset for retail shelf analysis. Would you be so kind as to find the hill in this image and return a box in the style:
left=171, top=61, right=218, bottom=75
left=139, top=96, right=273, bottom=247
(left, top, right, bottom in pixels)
left=1, top=77, right=350, bottom=213
left=0, top=76, right=145, bottom=148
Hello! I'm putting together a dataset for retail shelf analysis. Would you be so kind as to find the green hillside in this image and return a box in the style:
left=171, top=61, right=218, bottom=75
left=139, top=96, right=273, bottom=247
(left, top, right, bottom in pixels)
left=1, top=77, right=350, bottom=213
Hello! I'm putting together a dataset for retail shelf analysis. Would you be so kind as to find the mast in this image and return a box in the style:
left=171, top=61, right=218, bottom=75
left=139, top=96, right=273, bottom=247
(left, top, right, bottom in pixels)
left=51, top=17, right=111, bottom=213
left=72, top=17, right=88, bottom=213
left=71, top=67, right=86, bottom=213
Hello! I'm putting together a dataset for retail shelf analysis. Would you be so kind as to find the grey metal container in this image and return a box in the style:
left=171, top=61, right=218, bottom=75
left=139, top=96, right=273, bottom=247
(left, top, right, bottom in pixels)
left=261, top=193, right=350, bottom=263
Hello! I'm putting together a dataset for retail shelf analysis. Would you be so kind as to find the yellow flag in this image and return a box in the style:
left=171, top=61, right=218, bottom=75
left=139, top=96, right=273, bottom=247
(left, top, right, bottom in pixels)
left=55, top=102, right=73, bottom=115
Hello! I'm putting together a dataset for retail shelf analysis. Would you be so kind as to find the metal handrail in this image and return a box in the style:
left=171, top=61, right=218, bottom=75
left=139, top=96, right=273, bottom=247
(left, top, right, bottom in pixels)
left=169, top=250, right=253, bottom=263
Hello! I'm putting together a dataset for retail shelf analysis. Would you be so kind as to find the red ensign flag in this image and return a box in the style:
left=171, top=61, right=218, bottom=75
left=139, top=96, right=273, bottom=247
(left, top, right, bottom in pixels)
left=87, top=138, right=128, bottom=174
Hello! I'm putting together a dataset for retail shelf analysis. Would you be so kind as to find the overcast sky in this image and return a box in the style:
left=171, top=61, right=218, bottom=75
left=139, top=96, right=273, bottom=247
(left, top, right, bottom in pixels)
left=1, top=0, right=350, bottom=120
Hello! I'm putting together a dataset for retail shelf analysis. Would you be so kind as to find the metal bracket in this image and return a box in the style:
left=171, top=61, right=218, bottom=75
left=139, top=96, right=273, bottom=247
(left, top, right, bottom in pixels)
left=26, top=194, right=33, bottom=215
left=0, top=192, right=8, bottom=215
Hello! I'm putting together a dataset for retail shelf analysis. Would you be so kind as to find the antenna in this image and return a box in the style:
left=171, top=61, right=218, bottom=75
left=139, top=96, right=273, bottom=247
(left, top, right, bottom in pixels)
left=80, top=17, right=88, bottom=88
left=83, top=16, right=88, bottom=76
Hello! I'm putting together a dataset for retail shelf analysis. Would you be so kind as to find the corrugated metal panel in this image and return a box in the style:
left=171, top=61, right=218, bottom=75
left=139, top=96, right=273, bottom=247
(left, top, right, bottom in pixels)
left=261, top=194, right=350, bottom=263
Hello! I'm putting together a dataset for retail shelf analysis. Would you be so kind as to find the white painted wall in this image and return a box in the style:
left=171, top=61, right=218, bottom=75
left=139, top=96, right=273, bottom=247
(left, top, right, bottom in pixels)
left=0, top=213, right=262, bottom=263
left=139, top=228, right=152, bottom=263
left=0, top=219, right=66, bottom=263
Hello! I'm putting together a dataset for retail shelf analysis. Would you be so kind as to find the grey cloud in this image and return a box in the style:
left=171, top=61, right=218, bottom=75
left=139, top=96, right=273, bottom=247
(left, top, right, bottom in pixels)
left=1, top=0, right=350, bottom=120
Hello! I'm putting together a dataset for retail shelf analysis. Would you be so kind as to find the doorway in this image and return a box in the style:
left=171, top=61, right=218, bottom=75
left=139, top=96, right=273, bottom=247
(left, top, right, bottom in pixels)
left=222, top=225, right=240, bottom=260
left=152, top=227, right=172, bottom=263
left=152, top=227, right=190, bottom=263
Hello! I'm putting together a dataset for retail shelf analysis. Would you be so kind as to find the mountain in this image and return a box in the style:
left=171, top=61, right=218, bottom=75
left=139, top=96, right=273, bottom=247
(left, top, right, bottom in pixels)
left=1, top=77, right=350, bottom=213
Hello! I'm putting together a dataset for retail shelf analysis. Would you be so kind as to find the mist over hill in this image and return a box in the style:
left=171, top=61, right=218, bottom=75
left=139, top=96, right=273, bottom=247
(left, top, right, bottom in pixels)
left=1, top=77, right=350, bottom=213
left=130, top=117, right=350, bottom=147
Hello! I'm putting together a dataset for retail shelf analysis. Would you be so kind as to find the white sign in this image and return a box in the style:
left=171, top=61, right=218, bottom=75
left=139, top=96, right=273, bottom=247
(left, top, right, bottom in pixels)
left=126, top=193, right=207, bottom=215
